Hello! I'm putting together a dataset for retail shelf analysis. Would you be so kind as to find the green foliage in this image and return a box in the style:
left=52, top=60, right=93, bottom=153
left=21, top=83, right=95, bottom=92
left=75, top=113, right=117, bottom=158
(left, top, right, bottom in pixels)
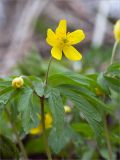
left=17, top=87, right=35, bottom=132
left=0, top=134, right=19, bottom=159
left=48, top=125, right=76, bottom=154
left=48, top=88, right=64, bottom=131
left=71, top=122, right=94, bottom=138
left=0, top=55, right=119, bottom=158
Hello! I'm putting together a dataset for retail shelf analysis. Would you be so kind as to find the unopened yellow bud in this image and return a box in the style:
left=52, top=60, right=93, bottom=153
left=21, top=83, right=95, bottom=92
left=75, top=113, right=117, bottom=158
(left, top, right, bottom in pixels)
left=64, top=105, right=72, bottom=113
left=95, top=88, right=104, bottom=96
left=12, top=77, right=24, bottom=88
left=113, top=20, right=120, bottom=42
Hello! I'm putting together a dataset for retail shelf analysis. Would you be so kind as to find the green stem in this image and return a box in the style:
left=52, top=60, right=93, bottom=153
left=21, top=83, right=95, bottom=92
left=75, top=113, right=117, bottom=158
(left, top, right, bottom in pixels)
left=40, top=96, right=52, bottom=160
left=39, top=57, right=53, bottom=160
left=103, top=40, right=119, bottom=160
left=5, top=108, right=28, bottom=160
left=110, top=41, right=118, bottom=65
left=44, top=57, right=52, bottom=86
left=103, top=114, right=113, bottom=160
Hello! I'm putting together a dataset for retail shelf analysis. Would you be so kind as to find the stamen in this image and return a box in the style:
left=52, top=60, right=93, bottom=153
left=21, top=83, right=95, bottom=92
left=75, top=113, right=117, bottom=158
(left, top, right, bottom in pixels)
left=63, top=38, right=68, bottom=43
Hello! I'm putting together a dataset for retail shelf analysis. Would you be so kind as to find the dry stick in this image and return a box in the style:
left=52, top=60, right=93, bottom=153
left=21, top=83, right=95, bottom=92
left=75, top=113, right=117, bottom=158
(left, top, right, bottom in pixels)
left=5, top=108, right=28, bottom=160
left=40, top=57, right=53, bottom=160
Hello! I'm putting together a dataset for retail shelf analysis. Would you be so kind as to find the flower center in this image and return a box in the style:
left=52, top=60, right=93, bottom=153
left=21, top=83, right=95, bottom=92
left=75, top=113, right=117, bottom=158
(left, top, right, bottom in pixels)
left=63, top=38, right=68, bottom=43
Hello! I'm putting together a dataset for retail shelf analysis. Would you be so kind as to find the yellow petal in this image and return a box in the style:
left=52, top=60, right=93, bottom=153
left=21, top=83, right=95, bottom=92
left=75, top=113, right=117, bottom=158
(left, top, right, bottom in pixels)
left=56, top=19, right=67, bottom=36
left=45, top=113, right=53, bottom=129
left=51, top=47, right=62, bottom=60
left=114, top=19, right=120, bottom=42
left=46, top=29, right=57, bottom=46
left=30, top=125, right=43, bottom=135
left=63, top=46, right=82, bottom=61
left=67, top=30, right=85, bottom=45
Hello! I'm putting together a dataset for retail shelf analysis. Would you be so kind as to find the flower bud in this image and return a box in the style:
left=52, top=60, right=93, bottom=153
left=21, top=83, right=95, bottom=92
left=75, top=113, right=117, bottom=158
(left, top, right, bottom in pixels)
left=64, top=105, right=72, bottom=113
left=95, top=88, right=104, bottom=97
left=113, top=20, right=120, bottom=42
left=12, top=77, right=24, bottom=88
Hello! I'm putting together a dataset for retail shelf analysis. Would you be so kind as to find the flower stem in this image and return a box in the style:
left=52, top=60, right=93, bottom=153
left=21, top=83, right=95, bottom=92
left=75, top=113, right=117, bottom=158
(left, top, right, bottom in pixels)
left=103, top=40, right=118, bottom=160
left=5, top=108, right=28, bottom=160
left=40, top=57, right=53, bottom=160
left=110, top=41, right=118, bottom=65
left=44, top=57, right=52, bottom=86
left=103, top=114, right=112, bottom=160
left=40, top=96, right=52, bottom=160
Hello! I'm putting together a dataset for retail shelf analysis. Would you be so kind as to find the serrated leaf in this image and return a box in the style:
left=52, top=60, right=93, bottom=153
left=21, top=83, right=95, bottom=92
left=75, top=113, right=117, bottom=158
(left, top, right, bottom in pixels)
left=48, top=88, right=64, bottom=132
left=59, top=85, right=103, bottom=137
left=17, top=87, right=38, bottom=132
left=97, top=72, right=110, bottom=94
left=48, top=125, right=75, bottom=154
left=106, top=61, right=120, bottom=76
left=30, top=76, right=45, bottom=97
left=0, top=87, right=13, bottom=105
left=17, top=87, right=33, bottom=111
left=49, top=72, right=96, bottom=88
left=104, top=76, right=120, bottom=92
left=0, top=78, right=12, bottom=88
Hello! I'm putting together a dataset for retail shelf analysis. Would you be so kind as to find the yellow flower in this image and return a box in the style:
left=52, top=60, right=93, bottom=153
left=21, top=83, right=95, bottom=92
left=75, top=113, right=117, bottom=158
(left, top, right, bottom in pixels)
left=113, top=19, right=120, bottom=42
left=64, top=105, right=72, bottom=113
left=46, top=19, right=85, bottom=61
left=12, top=76, right=24, bottom=88
left=30, top=113, right=53, bottom=135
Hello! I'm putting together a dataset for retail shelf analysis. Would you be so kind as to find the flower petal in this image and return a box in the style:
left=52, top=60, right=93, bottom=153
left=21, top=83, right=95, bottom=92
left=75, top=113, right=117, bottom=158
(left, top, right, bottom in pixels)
left=30, top=125, right=43, bottom=135
left=67, top=30, right=85, bottom=45
left=56, top=19, right=67, bottom=36
left=46, top=29, right=57, bottom=46
left=63, top=46, right=82, bottom=61
left=51, top=47, right=62, bottom=60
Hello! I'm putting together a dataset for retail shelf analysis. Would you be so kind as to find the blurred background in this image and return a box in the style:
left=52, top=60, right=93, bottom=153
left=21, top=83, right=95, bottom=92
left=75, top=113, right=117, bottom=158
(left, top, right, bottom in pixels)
left=0, top=1, right=120, bottom=159
left=0, top=0, right=120, bottom=76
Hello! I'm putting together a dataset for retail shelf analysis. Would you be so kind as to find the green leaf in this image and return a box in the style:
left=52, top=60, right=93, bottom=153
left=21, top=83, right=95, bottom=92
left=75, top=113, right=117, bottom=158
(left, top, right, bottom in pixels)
left=97, top=72, right=110, bottom=94
left=0, top=134, right=19, bottom=159
left=48, top=88, right=64, bottom=132
left=30, top=76, right=45, bottom=97
left=81, top=148, right=95, bottom=160
left=0, top=87, right=13, bottom=106
left=0, top=78, right=12, bottom=88
left=71, top=122, right=94, bottom=138
left=64, top=84, right=107, bottom=112
left=48, top=125, right=75, bottom=154
left=49, top=72, right=96, bottom=88
left=104, top=76, right=120, bottom=92
left=17, top=87, right=38, bottom=132
left=106, top=61, right=120, bottom=76
left=59, top=85, right=103, bottom=137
